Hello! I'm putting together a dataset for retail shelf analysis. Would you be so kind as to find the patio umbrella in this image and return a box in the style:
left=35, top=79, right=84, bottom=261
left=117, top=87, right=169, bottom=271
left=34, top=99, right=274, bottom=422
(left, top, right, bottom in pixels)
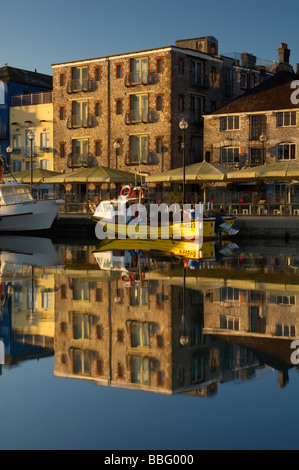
left=6, top=168, right=61, bottom=183
left=146, top=161, right=230, bottom=183
left=43, top=166, right=142, bottom=184
left=227, top=161, right=299, bottom=182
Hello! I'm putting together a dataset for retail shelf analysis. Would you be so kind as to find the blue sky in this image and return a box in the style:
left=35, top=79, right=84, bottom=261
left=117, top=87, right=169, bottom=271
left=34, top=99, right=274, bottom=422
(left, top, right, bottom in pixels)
left=2, top=0, right=299, bottom=76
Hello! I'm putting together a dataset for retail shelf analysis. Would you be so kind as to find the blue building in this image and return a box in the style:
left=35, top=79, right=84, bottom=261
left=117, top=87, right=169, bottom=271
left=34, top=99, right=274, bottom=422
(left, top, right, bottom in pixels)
left=0, top=66, right=52, bottom=163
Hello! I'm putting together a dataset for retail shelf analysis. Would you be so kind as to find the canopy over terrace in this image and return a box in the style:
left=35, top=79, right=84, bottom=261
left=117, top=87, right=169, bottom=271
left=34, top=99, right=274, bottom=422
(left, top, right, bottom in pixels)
left=226, top=161, right=299, bottom=181
left=146, top=161, right=231, bottom=183
left=7, top=168, right=61, bottom=183
left=43, top=166, right=143, bottom=184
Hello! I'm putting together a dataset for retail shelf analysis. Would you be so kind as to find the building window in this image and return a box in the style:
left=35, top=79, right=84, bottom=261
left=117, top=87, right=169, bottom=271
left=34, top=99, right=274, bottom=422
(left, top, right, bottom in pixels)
left=130, top=94, right=148, bottom=122
left=191, top=95, right=203, bottom=123
left=59, top=106, right=65, bottom=120
left=40, top=159, right=50, bottom=170
left=220, top=147, right=240, bottom=164
left=60, top=143, right=66, bottom=158
left=178, top=57, right=184, bottom=75
left=240, top=72, right=248, bottom=90
left=72, top=101, right=88, bottom=127
left=178, top=94, right=185, bottom=113
left=276, top=111, right=296, bottom=127
left=156, top=137, right=162, bottom=154
left=71, top=66, right=88, bottom=92
left=277, top=143, right=296, bottom=160
left=71, top=139, right=89, bottom=166
left=95, top=140, right=101, bottom=157
left=95, top=101, right=101, bottom=117
left=191, top=60, right=203, bottom=86
left=59, top=73, right=65, bottom=86
left=156, top=95, right=162, bottom=111
left=130, top=57, right=148, bottom=84
left=13, top=134, right=21, bottom=149
left=116, top=64, right=122, bottom=79
left=249, top=148, right=263, bottom=165
left=156, top=58, right=163, bottom=74
left=210, top=66, right=217, bottom=85
left=95, top=66, right=101, bottom=81
left=40, top=132, right=50, bottom=148
left=116, top=99, right=122, bottom=115
left=249, top=115, right=266, bottom=140
left=117, top=329, right=124, bottom=342
left=129, top=135, right=148, bottom=164
left=220, top=116, right=239, bottom=131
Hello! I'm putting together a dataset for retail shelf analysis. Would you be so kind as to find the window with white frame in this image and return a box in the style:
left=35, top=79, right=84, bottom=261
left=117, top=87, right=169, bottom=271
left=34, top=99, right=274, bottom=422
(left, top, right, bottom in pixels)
left=220, top=115, right=239, bottom=131
left=40, top=132, right=50, bottom=148
left=276, top=111, right=296, bottom=127
left=277, top=143, right=296, bottom=160
left=40, top=159, right=50, bottom=169
left=220, top=147, right=240, bottom=164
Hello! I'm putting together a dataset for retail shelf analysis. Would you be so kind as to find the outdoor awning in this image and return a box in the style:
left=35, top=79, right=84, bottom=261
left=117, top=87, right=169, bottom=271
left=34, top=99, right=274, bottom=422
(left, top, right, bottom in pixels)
left=5, top=168, right=61, bottom=184
left=226, top=161, right=299, bottom=182
left=146, top=161, right=230, bottom=183
left=43, top=166, right=143, bottom=184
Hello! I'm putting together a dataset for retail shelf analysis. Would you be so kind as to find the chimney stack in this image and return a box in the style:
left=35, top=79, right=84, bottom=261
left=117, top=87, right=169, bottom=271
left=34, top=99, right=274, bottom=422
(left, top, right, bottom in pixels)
left=279, top=43, right=290, bottom=64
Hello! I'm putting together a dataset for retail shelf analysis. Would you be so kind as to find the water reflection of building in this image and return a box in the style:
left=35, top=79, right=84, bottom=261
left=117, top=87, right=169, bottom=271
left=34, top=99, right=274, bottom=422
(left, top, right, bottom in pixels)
left=0, top=237, right=63, bottom=368
left=53, top=246, right=276, bottom=396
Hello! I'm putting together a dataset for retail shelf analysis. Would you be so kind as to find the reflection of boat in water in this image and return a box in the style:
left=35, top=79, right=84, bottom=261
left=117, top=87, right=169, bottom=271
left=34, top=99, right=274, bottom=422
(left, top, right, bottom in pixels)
left=93, top=238, right=218, bottom=262
left=0, top=236, right=63, bottom=274
left=93, top=185, right=238, bottom=240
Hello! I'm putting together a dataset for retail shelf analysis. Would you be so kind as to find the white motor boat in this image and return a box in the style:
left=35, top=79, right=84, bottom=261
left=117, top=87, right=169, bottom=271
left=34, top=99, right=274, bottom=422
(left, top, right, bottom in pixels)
left=0, top=181, right=63, bottom=231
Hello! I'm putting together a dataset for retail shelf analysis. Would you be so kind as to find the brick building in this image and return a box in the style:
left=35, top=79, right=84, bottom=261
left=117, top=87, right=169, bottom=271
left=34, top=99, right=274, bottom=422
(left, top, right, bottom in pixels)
left=51, top=36, right=274, bottom=176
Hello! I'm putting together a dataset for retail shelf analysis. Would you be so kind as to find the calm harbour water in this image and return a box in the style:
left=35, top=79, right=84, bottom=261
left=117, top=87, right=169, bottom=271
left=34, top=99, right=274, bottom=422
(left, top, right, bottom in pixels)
left=0, top=234, right=298, bottom=450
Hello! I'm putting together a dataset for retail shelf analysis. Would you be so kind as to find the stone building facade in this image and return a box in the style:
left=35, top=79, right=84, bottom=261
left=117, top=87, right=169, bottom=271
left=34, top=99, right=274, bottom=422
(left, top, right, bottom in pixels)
left=52, top=36, right=273, bottom=176
left=203, top=45, right=298, bottom=167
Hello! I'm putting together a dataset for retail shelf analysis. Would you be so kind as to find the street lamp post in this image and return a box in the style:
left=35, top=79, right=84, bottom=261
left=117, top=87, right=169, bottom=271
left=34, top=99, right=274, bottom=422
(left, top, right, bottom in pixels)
left=259, top=133, right=267, bottom=165
left=179, top=118, right=189, bottom=209
left=27, top=131, right=35, bottom=189
left=113, top=141, right=120, bottom=170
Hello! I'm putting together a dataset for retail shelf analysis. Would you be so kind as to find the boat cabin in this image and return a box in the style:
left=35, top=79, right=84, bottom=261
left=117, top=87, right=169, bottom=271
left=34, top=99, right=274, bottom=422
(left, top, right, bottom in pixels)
left=0, top=184, right=33, bottom=205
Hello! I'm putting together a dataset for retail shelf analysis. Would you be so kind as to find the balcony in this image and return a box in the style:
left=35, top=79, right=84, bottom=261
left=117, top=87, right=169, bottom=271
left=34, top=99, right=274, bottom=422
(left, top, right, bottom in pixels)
left=125, top=109, right=155, bottom=125
left=67, top=114, right=97, bottom=129
left=11, top=92, right=52, bottom=107
left=13, top=146, right=53, bottom=157
left=125, top=70, right=158, bottom=87
left=125, top=151, right=150, bottom=165
left=66, top=79, right=96, bottom=94
left=67, top=153, right=90, bottom=168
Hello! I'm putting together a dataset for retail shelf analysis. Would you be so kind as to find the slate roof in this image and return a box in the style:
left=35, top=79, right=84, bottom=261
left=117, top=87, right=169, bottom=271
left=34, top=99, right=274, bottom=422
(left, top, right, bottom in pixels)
left=0, top=66, right=52, bottom=89
left=211, top=71, right=299, bottom=115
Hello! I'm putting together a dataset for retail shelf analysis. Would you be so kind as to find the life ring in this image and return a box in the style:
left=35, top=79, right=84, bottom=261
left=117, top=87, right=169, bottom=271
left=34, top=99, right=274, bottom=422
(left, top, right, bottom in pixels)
left=133, top=186, right=144, bottom=198
left=120, top=185, right=132, bottom=197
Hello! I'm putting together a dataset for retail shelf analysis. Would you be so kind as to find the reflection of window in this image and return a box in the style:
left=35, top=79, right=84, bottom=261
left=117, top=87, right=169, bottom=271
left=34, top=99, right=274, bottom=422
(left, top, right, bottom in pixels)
left=131, top=357, right=149, bottom=384
left=130, top=286, right=149, bottom=306
left=73, top=349, right=91, bottom=375
left=249, top=306, right=266, bottom=333
left=73, top=313, right=90, bottom=339
left=275, top=324, right=296, bottom=337
left=277, top=143, right=296, bottom=160
left=220, top=287, right=240, bottom=301
left=73, top=279, right=89, bottom=300
left=13, top=134, right=21, bottom=149
left=130, top=321, right=149, bottom=347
